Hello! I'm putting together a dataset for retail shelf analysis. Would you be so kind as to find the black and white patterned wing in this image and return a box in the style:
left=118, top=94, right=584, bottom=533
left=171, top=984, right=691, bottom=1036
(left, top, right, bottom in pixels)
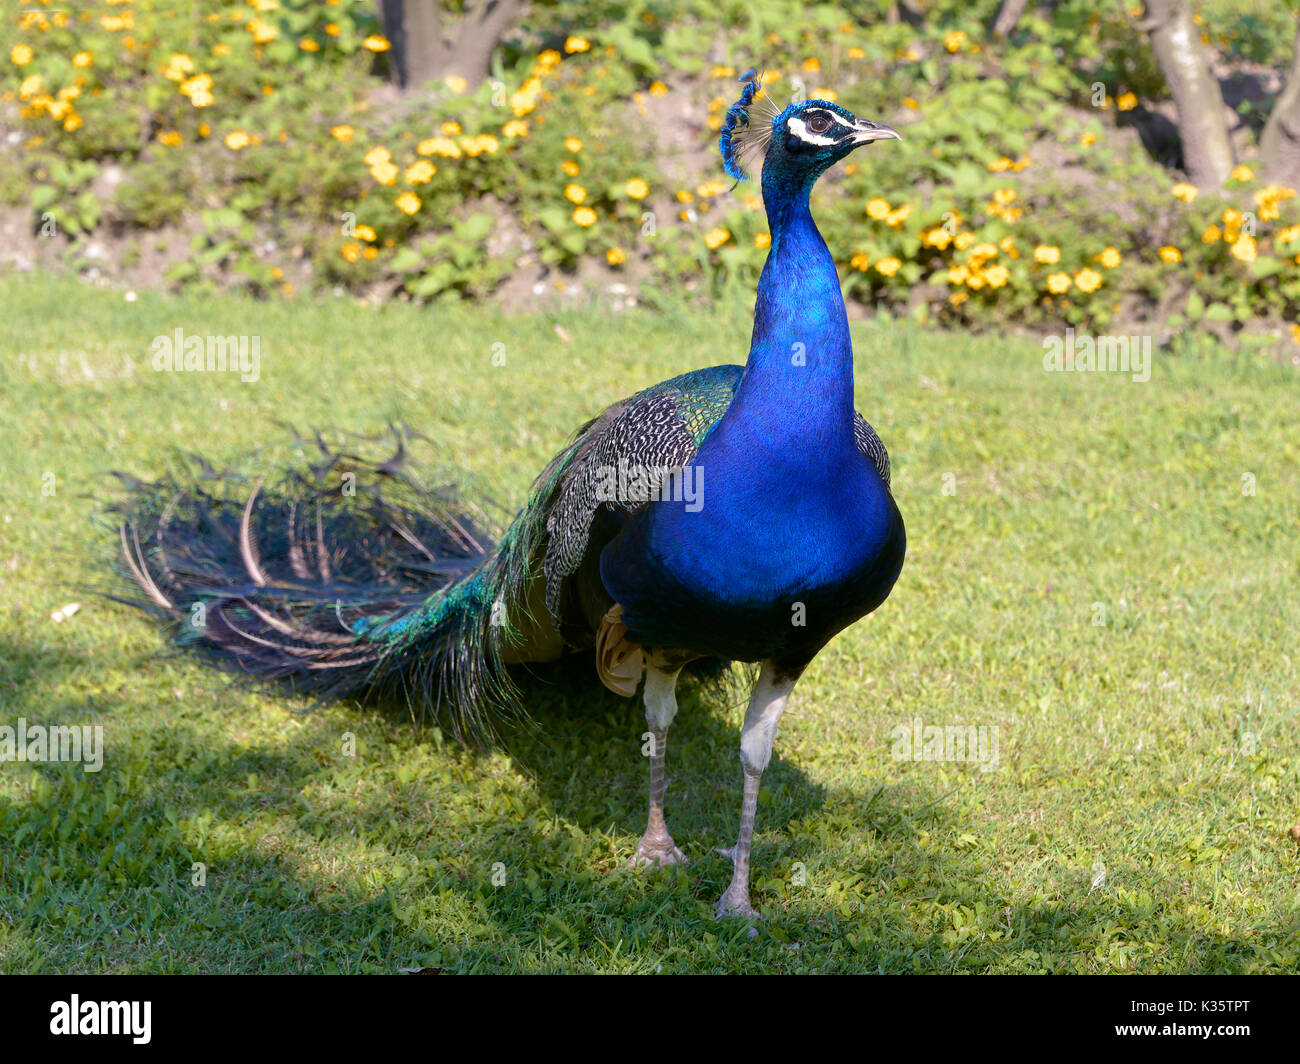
left=541, top=367, right=742, bottom=625
left=853, top=412, right=891, bottom=488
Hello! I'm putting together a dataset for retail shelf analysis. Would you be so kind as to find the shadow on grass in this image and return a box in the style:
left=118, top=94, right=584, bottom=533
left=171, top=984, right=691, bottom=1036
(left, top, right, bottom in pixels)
left=0, top=637, right=1289, bottom=973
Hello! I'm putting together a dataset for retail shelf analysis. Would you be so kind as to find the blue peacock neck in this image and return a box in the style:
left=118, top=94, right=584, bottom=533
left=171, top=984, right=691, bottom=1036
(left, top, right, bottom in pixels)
left=722, top=175, right=857, bottom=461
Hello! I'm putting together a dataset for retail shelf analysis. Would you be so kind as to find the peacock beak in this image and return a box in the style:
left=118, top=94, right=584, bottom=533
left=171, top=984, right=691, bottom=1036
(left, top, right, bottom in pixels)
left=849, top=120, right=901, bottom=145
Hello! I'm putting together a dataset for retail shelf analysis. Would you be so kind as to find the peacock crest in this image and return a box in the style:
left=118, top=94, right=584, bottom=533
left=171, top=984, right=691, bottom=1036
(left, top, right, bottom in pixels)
left=718, top=68, right=779, bottom=181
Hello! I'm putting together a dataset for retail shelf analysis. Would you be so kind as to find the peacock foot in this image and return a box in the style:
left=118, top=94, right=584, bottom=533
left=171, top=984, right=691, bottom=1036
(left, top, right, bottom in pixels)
left=715, top=887, right=762, bottom=921
left=629, top=832, right=688, bottom=869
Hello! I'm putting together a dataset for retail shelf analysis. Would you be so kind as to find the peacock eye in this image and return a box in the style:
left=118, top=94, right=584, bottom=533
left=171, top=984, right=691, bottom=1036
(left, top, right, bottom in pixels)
left=807, top=113, right=832, bottom=134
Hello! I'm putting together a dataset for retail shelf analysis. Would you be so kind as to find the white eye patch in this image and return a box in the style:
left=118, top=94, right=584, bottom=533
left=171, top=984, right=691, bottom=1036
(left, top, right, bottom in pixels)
left=786, top=111, right=856, bottom=147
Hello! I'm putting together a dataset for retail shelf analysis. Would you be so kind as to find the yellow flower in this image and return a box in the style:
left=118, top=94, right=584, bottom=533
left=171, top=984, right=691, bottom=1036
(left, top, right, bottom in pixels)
left=865, top=198, right=890, bottom=220
left=947, top=265, right=969, bottom=285
left=355, top=225, right=377, bottom=242
left=1033, top=245, right=1060, bottom=265
left=848, top=47, right=866, bottom=59
left=157, top=130, right=183, bottom=146
left=502, top=119, right=528, bottom=138
left=565, top=36, right=590, bottom=54
left=325, top=23, right=341, bottom=37
left=441, top=121, right=462, bottom=136
left=395, top=191, right=421, bottom=215
left=704, top=226, right=731, bottom=249
left=405, top=160, right=436, bottom=184
left=944, top=30, right=967, bottom=52
left=985, top=264, right=1009, bottom=288
left=606, top=246, right=626, bottom=265
left=300, top=39, right=320, bottom=52
left=1046, top=272, right=1071, bottom=293
left=875, top=257, right=901, bottom=277
left=802, top=57, right=821, bottom=73
left=992, top=188, right=1016, bottom=206
left=573, top=207, right=597, bottom=227
left=1157, top=245, right=1181, bottom=263
left=902, top=97, right=919, bottom=110
left=924, top=227, right=952, bottom=250
left=418, top=136, right=461, bottom=158
left=10, top=45, right=34, bottom=66
left=18, top=74, right=42, bottom=99
left=1098, top=247, right=1121, bottom=268
left=565, top=184, right=587, bottom=204
left=363, top=247, right=378, bottom=260
left=885, top=204, right=912, bottom=227
left=988, top=157, right=1013, bottom=172
left=364, top=146, right=391, bottom=165
left=1230, top=234, right=1256, bottom=262
left=536, top=49, right=562, bottom=69
left=1278, top=224, right=1300, bottom=244
left=697, top=178, right=729, bottom=198
left=213, top=43, right=232, bottom=57
left=63, top=113, right=82, bottom=132
left=370, top=160, right=398, bottom=185
left=561, top=159, right=580, bottom=177
left=1171, top=183, right=1197, bottom=203
left=170, top=57, right=199, bottom=82
left=968, top=242, right=999, bottom=262
left=850, top=252, right=871, bottom=271
left=1201, top=224, right=1221, bottom=243
left=1116, top=91, right=1138, bottom=111
left=443, top=75, right=468, bottom=94
left=564, top=136, right=584, bottom=152
left=676, top=189, right=694, bottom=203
left=331, top=125, right=354, bottom=143
left=363, top=35, right=392, bottom=52
left=625, top=178, right=649, bottom=200
left=341, top=242, right=362, bottom=263
left=510, top=78, right=542, bottom=117
left=1229, top=164, right=1254, bottom=182
left=1080, top=131, right=1097, bottom=147
left=73, top=51, right=93, bottom=69
left=754, top=233, right=771, bottom=249
left=649, top=81, right=668, bottom=96
left=248, top=17, right=279, bottom=44
left=225, top=129, right=251, bottom=150
left=1074, top=268, right=1102, bottom=292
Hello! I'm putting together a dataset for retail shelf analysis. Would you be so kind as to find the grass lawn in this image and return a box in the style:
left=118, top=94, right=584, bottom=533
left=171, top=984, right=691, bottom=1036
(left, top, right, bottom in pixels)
left=0, top=273, right=1297, bottom=973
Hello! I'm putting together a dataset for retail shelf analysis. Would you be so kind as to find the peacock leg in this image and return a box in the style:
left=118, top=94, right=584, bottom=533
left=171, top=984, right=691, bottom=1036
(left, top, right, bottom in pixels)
left=630, top=656, right=688, bottom=868
left=717, top=663, right=797, bottom=920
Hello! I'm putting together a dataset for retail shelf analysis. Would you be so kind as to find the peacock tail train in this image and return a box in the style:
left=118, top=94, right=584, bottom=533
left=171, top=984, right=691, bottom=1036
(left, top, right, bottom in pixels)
left=111, top=366, right=766, bottom=740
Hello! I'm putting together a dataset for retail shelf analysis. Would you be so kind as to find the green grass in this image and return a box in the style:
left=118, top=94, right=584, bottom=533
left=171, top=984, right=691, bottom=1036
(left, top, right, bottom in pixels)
left=1, top=273, right=1297, bottom=973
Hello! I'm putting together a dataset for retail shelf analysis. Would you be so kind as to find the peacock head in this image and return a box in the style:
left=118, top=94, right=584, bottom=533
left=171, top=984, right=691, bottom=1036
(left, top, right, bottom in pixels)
left=719, top=70, right=899, bottom=193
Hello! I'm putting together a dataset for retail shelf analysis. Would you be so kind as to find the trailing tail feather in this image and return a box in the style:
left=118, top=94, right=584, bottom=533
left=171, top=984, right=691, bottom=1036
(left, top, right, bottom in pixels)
left=108, top=427, right=556, bottom=740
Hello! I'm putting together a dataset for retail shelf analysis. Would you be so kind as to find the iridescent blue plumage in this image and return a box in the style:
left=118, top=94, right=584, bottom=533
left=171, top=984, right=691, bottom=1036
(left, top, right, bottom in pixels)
left=114, top=74, right=905, bottom=921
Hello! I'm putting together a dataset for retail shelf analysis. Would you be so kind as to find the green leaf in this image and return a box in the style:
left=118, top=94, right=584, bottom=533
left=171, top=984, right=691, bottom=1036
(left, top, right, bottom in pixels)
left=1252, top=256, right=1284, bottom=280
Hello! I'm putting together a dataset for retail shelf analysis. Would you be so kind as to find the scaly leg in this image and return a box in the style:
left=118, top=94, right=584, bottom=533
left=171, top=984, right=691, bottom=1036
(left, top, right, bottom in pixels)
left=630, top=656, right=687, bottom=867
left=717, top=662, right=797, bottom=919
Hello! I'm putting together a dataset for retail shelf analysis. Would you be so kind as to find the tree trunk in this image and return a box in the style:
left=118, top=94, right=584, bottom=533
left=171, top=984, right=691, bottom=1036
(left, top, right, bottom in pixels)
left=1261, top=19, right=1300, bottom=185
left=991, top=0, right=1032, bottom=38
left=1142, top=0, right=1235, bottom=188
left=376, top=0, right=525, bottom=92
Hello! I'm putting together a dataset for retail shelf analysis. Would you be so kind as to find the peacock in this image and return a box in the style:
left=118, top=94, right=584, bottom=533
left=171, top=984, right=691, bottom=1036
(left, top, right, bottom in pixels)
left=114, top=71, right=906, bottom=921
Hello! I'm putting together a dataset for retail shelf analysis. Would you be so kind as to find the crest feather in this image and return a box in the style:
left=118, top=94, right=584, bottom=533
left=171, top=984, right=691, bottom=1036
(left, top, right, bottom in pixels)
left=718, top=68, right=777, bottom=182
